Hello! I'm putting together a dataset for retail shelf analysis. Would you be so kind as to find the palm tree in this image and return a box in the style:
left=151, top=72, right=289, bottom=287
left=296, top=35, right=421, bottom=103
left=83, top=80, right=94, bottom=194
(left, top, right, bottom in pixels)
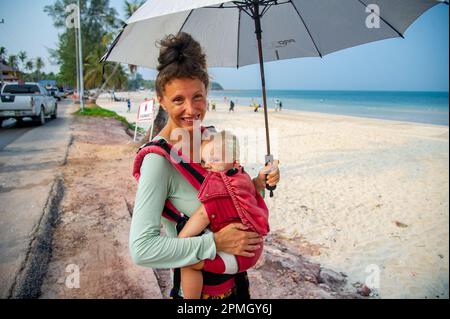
left=0, top=47, right=6, bottom=85
left=123, top=0, right=145, bottom=19
left=85, top=45, right=127, bottom=90
left=35, top=57, right=45, bottom=81
left=7, top=55, right=18, bottom=70
left=85, top=33, right=128, bottom=101
left=7, top=55, right=19, bottom=78
left=25, top=60, right=34, bottom=72
left=0, top=47, right=6, bottom=63
left=25, top=60, right=34, bottom=81
left=18, top=51, right=27, bottom=72
left=84, top=47, right=107, bottom=89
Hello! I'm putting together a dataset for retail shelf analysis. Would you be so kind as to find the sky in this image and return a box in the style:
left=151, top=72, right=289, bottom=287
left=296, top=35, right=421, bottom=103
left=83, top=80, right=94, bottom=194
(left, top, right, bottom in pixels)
left=0, top=0, right=449, bottom=91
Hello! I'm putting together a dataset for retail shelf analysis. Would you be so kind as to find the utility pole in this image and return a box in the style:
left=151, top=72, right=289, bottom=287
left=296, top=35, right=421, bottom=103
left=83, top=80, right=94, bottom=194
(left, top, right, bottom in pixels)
left=75, top=26, right=80, bottom=99
left=0, top=18, right=4, bottom=89
left=76, top=0, right=84, bottom=111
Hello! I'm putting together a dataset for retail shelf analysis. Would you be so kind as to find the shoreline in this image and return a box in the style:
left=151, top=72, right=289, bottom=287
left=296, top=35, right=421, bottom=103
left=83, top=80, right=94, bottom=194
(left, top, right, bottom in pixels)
left=207, top=89, right=449, bottom=126
left=97, top=92, right=449, bottom=128
left=273, top=108, right=449, bottom=128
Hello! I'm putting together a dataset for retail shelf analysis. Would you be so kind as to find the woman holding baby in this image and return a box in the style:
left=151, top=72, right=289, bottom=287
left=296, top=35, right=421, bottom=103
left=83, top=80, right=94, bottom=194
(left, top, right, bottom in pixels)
left=130, top=32, right=280, bottom=299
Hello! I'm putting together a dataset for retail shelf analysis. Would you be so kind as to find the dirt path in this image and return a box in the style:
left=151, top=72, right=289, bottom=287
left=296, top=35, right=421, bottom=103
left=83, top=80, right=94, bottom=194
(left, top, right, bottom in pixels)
left=40, top=115, right=366, bottom=299
left=40, top=116, right=160, bottom=298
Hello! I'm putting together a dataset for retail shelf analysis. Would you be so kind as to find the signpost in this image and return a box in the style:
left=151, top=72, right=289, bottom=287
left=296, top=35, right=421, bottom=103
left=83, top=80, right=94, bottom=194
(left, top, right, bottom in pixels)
left=134, top=99, right=159, bottom=142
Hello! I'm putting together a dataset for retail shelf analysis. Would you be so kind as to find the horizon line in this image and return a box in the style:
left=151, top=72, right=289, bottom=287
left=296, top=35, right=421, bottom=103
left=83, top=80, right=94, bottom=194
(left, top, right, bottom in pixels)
left=210, top=88, right=450, bottom=93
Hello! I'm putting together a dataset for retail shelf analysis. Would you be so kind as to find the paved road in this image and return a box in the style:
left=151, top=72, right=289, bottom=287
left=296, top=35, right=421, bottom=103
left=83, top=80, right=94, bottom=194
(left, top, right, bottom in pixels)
left=0, top=99, right=74, bottom=298
left=0, top=100, right=73, bottom=150
left=0, top=126, right=31, bottom=151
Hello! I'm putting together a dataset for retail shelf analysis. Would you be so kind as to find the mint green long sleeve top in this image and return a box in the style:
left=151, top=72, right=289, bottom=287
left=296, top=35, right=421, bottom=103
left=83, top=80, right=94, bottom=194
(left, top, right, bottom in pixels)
left=129, top=144, right=217, bottom=269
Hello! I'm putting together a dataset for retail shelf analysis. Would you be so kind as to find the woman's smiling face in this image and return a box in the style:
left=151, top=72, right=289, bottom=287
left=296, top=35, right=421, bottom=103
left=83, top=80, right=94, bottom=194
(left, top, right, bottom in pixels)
left=158, top=77, right=207, bottom=132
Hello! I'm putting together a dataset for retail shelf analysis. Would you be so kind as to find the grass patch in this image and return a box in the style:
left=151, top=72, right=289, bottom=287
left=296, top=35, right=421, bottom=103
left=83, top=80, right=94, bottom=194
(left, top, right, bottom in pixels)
left=73, top=104, right=145, bottom=133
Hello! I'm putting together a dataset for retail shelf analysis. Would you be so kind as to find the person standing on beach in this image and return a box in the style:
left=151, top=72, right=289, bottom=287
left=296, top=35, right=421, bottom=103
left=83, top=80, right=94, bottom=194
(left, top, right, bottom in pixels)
left=229, top=100, right=235, bottom=112
left=274, top=99, right=283, bottom=112
left=127, top=98, right=131, bottom=113
left=254, top=102, right=261, bottom=112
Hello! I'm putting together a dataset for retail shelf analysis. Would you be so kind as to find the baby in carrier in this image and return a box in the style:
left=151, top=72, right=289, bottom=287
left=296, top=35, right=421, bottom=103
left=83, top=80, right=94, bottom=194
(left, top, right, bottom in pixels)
left=178, top=130, right=270, bottom=299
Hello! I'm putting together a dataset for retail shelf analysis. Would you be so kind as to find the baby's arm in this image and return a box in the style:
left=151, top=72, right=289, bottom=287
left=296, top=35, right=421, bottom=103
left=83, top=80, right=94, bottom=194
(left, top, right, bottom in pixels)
left=178, top=204, right=211, bottom=238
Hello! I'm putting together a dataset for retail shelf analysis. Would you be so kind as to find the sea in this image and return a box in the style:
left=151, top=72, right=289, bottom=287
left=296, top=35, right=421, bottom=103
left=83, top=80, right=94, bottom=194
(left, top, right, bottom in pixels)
left=207, top=90, right=449, bottom=126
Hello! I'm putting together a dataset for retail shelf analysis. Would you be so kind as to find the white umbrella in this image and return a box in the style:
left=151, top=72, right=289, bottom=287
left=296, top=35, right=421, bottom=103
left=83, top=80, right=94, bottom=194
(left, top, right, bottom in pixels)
left=102, top=0, right=448, bottom=195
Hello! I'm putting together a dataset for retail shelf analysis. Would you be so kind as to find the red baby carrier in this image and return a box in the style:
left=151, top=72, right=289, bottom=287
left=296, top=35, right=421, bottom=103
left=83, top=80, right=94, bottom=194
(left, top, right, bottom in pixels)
left=133, top=134, right=250, bottom=299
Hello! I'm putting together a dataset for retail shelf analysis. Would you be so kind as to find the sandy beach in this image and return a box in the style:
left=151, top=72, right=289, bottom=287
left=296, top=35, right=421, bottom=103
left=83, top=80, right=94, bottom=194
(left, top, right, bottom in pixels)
left=97, top=91, right=449, bottom=299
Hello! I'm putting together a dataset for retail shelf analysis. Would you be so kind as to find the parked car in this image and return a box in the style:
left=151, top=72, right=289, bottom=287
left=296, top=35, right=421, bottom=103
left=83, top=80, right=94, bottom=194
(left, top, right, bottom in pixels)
left=64, top=88, right=74, bottom=97
left=46, top=86, right=64, bottom=101
left=0, top=82, right=57, bottom=125
left=58, top=86, right=68, bottom=98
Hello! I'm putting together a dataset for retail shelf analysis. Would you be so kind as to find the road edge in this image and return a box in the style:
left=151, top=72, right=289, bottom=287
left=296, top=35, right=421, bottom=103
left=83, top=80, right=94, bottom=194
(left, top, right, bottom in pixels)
left=7, top=106, right=74, bottom=299
left=8, top=175, right=65, bottom=299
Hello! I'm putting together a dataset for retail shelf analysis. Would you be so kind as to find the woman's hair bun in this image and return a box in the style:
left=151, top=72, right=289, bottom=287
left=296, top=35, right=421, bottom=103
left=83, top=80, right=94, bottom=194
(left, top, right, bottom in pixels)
left=157, top=32, right=206, bottom=72
left=155, top=32, right=210, bottom=97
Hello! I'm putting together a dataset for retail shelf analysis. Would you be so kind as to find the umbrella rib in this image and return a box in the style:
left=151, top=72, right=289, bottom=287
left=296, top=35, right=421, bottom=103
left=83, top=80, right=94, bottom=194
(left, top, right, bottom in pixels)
left=357, top=0, right=404, bottom=38
left=260, top=2, right=274, bottom=17
left=100, top=24, right=127, bottom=63
left=178, top=10, right=194, bottom=34
left=289, top=1, right=323, bottom=58
left=237, top=8, right=241, bottom=68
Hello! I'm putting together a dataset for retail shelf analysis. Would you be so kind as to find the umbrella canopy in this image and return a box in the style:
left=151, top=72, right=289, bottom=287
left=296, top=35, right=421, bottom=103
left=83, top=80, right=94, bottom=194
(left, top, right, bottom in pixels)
left=103, top=0, right=446, bottom=68
left=102, top=0, right=448, bottom=196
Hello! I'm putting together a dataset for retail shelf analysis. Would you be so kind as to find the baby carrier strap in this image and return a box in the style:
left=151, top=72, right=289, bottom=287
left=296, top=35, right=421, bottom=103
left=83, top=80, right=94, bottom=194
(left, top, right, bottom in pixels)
left=133, top=138, right=207, bottom=225
left=133, top=138, right=206, bottom=189
left=133, top=125, right=216, bottom=186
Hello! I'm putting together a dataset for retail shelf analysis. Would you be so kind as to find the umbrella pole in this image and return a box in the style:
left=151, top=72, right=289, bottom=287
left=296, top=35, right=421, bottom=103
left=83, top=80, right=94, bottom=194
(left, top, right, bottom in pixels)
left=253, top=5, right=271, bottom=157
left=253, top=3, right=276, bottom=196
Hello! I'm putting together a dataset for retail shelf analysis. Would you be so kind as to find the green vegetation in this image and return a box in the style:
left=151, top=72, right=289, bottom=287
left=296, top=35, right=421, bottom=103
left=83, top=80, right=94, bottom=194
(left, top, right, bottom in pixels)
left=127, top=73, right=224, bottom=91
left=0, top=46, right=54, bottom=83
left=210, top=82, right=224, bottom=90
left=74, top=103, right=144, bottom=133
left=44, top=0, right=126, bottom=90
left=126, top=73, right=155, bottom=91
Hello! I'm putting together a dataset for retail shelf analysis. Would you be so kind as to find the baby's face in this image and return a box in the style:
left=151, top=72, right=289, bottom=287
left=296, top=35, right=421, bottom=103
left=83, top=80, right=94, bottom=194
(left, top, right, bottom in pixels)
left=201, top=141, right=235, bottom=172
left=202, top=157, right=235, bottom=172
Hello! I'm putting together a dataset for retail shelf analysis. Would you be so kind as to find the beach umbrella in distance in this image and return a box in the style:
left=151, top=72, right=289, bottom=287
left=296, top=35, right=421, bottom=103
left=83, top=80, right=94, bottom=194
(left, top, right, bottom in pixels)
left=102, top=0, right=449, bottom=196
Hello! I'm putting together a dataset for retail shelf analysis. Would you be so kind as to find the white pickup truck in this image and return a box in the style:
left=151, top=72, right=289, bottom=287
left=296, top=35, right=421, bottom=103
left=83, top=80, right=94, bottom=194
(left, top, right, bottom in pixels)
left=0, top=82, right=57, bottom=125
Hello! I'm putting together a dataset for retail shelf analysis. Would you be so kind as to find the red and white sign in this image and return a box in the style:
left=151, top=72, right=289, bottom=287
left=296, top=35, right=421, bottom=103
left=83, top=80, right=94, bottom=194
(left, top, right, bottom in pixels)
left=137, top=99, right=158, bottom=122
